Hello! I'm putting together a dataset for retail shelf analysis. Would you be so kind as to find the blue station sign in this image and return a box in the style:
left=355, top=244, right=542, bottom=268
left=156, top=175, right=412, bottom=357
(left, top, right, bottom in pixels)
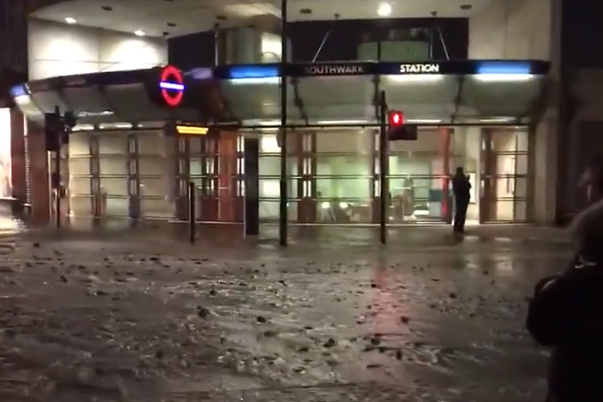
left=214, top=60, right=549, bottom=80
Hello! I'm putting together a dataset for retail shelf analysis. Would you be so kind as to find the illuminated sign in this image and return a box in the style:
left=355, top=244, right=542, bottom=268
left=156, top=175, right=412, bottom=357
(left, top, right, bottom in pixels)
left=305, top=64, right=365, bottom=75
left=159, top=65, right=184, bottom=107
left=176, top=125, right=208, bottom=135
left=9, top=85, right=26, bottom=98
left=64, top=77, right=86, bottom=86
left=399, top=63, right=440, bottom=73
left=214, top=60, right=546, bottom=79
left=76, top=110, right=114, bottom=117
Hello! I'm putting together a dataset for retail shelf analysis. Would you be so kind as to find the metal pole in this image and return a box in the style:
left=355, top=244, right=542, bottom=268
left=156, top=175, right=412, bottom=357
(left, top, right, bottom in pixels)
left=378, top=91, right=387, bottom=245
left=214, top=23, right=220, bottom=66
left=279, top=0, right=288, bottom=246
left=55, top=141, right=61, bottom=228
left=376, top=30, right=382, bottom=61
left=188, top=181, right=196, bottom=243
left=437, top=27, right=450, bottom=60
left=311, top=30, right=332, bottom=62
left=429, top=27, right=434, bottom=59
left=54, top=105, right=61, bottom=228
left=312, top=15, right=338, bottom=62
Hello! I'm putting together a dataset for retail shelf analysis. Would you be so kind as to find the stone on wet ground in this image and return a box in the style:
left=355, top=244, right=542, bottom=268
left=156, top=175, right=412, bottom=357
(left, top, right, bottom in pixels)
left=0, top=230, right=568, bottom=401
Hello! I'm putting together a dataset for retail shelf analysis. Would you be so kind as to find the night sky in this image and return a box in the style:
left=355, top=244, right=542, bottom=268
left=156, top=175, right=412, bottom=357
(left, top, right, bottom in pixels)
left=168, top=19, right=468, bottom=69
left=560, top=0, right=603, bottom=68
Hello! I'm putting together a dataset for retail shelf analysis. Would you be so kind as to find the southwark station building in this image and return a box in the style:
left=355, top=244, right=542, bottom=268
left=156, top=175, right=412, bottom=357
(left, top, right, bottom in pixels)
left=0, top=0, right=599, bottom=230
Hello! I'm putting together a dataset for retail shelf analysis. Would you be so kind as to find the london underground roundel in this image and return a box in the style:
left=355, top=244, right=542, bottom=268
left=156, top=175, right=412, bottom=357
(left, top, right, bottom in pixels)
left=158, top=65, right=184, bottom=107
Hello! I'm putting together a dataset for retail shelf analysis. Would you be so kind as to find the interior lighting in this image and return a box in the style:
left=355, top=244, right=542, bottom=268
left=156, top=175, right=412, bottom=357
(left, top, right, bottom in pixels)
left=474, top=61, right=534, bottom=81
left=65, top=17, right=77, bottom=24
left=377, top=2, right=392, bottom=17
left=386, top=74, right=444, bottom=83
left=475, top=61, right=531, bottom=75
left=474, top=74, right=534, bottom=82
left=134, top=30, right=145, bottom=36
left=176, top=125, right=208, bottom=135
left=406, top=119, right=442, bottom=124
left=231, top=77, right=280, bottom=85
left=228, top=65, right=280, bottom=85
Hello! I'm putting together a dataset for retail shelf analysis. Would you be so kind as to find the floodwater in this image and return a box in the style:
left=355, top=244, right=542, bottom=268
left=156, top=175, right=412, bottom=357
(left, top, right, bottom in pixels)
left=0, top=227, right=569, bottom=401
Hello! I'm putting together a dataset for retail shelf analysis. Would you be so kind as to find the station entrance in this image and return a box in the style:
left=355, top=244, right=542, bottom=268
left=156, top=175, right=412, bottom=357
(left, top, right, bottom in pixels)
left=12, top=60, right=547, bottom=233
left=65, top=125, right=529, bottom=225
left=164, top=125, right=530, bottom=226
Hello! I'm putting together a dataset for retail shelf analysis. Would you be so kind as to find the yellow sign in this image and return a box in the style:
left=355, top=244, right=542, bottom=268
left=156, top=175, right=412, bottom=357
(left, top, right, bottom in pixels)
left=176, top=125, right=208, bottom=135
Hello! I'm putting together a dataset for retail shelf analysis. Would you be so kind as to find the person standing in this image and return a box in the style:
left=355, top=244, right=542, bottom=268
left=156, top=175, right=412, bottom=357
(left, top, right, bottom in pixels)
left=526, top=157, right=603, bottom=402
left=452, top=167, right=471, bottom=233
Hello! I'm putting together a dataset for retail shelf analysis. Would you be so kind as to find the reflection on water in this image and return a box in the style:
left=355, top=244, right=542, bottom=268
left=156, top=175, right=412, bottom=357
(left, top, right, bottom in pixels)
left=0, top=227, right=568, bottom=401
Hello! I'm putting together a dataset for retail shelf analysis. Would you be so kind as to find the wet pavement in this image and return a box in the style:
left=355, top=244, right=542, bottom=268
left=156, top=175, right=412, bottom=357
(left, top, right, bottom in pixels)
left=0, top=225, right=570, bottom=401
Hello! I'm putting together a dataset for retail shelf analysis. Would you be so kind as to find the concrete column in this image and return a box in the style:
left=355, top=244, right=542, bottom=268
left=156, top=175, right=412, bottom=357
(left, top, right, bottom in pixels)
left=533, top=118, right=558, bottom=223
left=10, top=109, right=26, bottom=202
left=468, top=0, right=562, bottom=224
left=25, top=121, right=50, bottom=223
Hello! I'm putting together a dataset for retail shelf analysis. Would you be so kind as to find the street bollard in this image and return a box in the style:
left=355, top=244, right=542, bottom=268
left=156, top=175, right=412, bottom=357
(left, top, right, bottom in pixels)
left=188, top=182, right=196, bottom=243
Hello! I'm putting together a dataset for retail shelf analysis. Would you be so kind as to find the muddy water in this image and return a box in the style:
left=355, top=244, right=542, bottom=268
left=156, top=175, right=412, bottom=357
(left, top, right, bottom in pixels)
left=0, top=235, right=566, bottom=401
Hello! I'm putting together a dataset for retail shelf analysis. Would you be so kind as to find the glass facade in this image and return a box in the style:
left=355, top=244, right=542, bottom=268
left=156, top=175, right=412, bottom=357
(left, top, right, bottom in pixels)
left=66, top=126, right=531, bottom=224
left=68, top=130, right=171, bottom=220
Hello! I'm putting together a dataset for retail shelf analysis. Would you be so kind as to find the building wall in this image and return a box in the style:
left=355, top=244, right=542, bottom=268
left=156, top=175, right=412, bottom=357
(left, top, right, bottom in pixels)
left=469, top=0, right=560, bottom=224
left=562, top=70, right=603, bottom=216
left=28, top=18, right=167, bottom=80
left=468, top=0, right=552, bottom=60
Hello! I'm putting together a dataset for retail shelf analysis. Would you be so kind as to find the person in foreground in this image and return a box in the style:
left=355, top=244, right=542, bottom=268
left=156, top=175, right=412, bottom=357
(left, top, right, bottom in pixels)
left=452, top=167, right=471, bottom=233
left=526, top=157, right=603, bottom=402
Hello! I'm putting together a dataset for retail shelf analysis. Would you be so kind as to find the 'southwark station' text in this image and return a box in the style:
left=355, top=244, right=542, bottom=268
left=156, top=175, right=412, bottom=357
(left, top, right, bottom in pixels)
left=399, top=64, right=440, bottom=73
left=305, top=65, right=364, bottom=75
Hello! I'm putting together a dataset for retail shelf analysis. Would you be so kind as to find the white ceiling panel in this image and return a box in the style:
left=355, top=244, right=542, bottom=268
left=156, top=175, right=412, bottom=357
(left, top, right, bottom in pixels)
left=30, top=0, right=500, bottom=38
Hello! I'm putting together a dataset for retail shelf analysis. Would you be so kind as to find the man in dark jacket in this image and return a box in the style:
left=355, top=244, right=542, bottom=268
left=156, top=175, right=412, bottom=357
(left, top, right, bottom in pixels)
left=452, top=167, right=471, bottom=233
left=526, top=157, right=603, bottom=402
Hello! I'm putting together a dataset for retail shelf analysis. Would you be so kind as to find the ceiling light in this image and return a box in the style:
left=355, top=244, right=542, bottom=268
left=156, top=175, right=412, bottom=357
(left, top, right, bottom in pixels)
left=377, top=2, right=392, bottom=17
left=65, top=17, right=76, bottom=24
left=134, top=30, right=145, bottom=36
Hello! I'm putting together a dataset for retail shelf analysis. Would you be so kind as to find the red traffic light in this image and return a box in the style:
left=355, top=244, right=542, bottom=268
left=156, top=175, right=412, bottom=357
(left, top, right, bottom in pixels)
left=388, top=110, right=404, bottom=126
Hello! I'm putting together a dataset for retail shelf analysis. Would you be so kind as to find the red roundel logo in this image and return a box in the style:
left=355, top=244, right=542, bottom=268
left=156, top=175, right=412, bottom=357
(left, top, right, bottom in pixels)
left=159, top=65, right=184, bottom=107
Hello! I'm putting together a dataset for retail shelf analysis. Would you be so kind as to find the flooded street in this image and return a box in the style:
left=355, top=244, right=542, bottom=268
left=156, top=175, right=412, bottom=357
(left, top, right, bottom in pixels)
left=0, top=226, right=569, bottom=401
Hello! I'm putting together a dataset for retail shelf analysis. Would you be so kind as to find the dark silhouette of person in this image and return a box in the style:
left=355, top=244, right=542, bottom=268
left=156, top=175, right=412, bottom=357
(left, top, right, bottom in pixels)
left=526, top=156, right=603, bottom=402
left=451, top=167, right=471, bottom=233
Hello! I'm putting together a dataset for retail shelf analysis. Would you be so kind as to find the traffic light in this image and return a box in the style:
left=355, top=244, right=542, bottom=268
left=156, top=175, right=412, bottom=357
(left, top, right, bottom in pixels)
left=44, top=111, right=75, bottom=151
left=63, top=111, right=77, bottom=130
left=387, top=110, right=417, bottom=141
left=388, top=110, right=404, bottom=126
left=44, top=113, right=63, bottom=151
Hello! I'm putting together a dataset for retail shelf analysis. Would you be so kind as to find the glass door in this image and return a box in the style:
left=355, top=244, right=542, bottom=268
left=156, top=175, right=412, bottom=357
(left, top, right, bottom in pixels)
left=480, top=128, right=529, bottom=222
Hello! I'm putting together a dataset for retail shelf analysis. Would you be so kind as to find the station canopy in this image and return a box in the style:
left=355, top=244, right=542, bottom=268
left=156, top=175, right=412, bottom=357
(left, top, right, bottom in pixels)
left=213, top=60, right=549, bottom=126
left=10, top=66, right=213, bottom=127
left=11, top=60, right=549, bottom=129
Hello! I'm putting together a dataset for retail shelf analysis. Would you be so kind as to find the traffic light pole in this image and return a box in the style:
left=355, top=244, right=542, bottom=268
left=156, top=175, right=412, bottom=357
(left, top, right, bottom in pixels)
left=54, top=136, right=62, bottom=228
left=378, top=90, right=387, bottom=245
left=54, top=105, right=62, bottom=229
left=278, top=0, right=289, bottom=247
left=45, top=106, right=76, bottom=229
